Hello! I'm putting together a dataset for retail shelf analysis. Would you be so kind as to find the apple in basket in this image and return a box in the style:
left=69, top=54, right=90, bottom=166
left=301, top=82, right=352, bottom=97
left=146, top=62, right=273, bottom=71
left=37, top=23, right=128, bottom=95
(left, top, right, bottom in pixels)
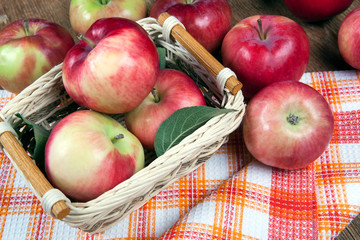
left=338, top=6, right=360, bottom=70
left=45, top=110, right=145, bottom=202
left=69, top=0, right=147, bottom=35
left=221, top=15, right=310, bottom=99
left=243, top=81, right=334, bottom=170
left=149, top=0, right=232, bottom=53
left=62, top=17, right=160, bottom=114
left=0, top=19, right=74, bottom=94
left=283, top=0, right=354, bottom=22
left=125, top=68, right=206, bottom=150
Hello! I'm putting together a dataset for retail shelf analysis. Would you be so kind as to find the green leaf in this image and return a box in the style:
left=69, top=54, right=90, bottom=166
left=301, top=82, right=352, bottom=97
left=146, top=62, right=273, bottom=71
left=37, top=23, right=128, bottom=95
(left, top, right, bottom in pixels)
left=154, top=106, right=236, bottom=156
left=15, top=113, right=50, bottom=173
left=157, top=46, right=166, bottom=69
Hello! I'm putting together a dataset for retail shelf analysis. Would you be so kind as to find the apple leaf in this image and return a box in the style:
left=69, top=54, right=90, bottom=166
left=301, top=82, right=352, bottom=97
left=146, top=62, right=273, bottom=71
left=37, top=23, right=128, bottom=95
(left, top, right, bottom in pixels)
left=15, top=113, right=50, bottom=173
left=154, top=106, right=236, bottom=156
left=157, top=46, right=166, bottom=69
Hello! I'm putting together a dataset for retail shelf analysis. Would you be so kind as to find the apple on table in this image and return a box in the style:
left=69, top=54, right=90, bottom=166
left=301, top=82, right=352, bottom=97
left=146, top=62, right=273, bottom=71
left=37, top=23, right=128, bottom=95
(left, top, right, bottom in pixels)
left=283, top=0, right=354, bottom=22
left=45, top=110, right=145, bottom=202
left=69, top=0, right=147, bottom=34
left=338, top=6, right=360, bottom=70
left=243, top=81, right=334, bottom=170
left=0, top=19, right=74, bottom=93
left=62, top=17, right=160, bottom=114
left=149, top=0, right=232, bottom=53
left=221, top=15, right=310, bottom=99
left=125, top=68, right=206, bottom=150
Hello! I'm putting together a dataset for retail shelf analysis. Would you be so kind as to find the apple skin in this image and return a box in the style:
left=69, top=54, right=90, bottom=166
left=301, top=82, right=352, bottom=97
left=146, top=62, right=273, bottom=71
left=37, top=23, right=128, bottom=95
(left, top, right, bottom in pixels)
left=62, top=18, right=160, bottom=114
left=338, top=6, right=360, bottom=70
left=242, top=81, right=334, bottom=170
left=45, top=110, right=145, bottom=202
left=221, top=15, right=310, bottom=99
left=283, top=0, right=354, bottom=22
left=149, top=0, right=232, bottom=53
left=125, top=69, right=206, bottom=150
left=70, top=0, right=147, bottom=35
left=0, top=19, right=74, bottom=93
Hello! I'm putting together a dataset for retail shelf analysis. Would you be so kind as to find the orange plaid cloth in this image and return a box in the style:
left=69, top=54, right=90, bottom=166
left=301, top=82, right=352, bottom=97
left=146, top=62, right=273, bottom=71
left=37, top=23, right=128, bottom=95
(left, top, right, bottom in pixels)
left=0, top=70, right=359, bottom=239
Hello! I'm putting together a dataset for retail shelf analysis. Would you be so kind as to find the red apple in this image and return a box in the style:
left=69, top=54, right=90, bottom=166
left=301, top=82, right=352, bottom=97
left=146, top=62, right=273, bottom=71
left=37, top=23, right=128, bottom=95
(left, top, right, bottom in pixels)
left=221, top=15, right=310, bottom=99
left=69, top=0, right=147, bottom=35
left=283, top=0, right=354, bottom=22
left=0, top=19, right=74, bottom=93
left=45, top=110, right=145, bottom=202
left=62, top=18, right=160, bottom=114
left=338, top=6, right=360, bottom=70
left=125, top=68, right=206, bottom=150
left=149, top=0, right=232, bottom=53
left=243, top=81, right=334, bottom=170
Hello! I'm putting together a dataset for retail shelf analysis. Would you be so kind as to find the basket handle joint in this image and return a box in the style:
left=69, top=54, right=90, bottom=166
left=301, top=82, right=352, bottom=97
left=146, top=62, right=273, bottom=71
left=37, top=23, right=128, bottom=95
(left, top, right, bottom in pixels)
left=41, top=188, right=71, bottom=219
left=0, top=115, right=19, bottom=148
left=161, top=15, right=186, bottom=44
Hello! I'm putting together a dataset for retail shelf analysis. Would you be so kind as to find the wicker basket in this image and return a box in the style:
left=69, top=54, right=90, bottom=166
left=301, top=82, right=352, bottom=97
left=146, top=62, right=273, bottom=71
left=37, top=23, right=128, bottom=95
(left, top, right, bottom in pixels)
left=0, top=13, right=246, bottom=233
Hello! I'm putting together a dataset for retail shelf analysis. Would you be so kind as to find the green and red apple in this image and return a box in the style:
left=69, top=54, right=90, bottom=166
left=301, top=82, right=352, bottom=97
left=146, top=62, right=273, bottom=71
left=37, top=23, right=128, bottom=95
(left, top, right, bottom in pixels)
left=221, top=15, right=310, bottom=99
left=0, top=19, right=74, bottom=93
left=62, top=17, right=160, bottom=114
left=243, top=81, right=334, bottom=170
left=45, top=110, right=145, bottom=202
left=338, top=6, right=360, bottom=70
left=149, top=0, right=232, bottom=53
left=69, top=0, right=147, bottom=34
left=125, top=69, right=206, bottom=150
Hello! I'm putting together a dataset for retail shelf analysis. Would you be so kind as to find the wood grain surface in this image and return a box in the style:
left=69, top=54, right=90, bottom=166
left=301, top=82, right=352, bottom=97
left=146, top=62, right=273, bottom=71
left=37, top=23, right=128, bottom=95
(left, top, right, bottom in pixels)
left=1, top=0, right=360, bottom=72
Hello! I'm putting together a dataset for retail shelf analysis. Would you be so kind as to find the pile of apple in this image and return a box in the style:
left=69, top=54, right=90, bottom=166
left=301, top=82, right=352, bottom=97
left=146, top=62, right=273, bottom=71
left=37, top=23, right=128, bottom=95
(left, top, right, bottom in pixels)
left=0, top=0, right=359, bottom=201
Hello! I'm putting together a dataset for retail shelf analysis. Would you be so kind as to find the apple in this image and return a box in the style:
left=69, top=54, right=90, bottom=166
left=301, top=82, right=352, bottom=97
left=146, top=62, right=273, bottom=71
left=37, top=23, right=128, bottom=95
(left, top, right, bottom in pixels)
left=149, top=0, right=232, bottom=53
left=62, top=17, right=160, bottom=114
left=69, top=0, right=147, bottom=35
left=0, top=19, right=74, bottom=93
left=283, top=0, right=354, bottom=22
left=221, top=15, right=310, bottom=99
left=45, top=110, right=145, bottom=202
left=243, top=81, right=334, bottom=170
left=338, top=6, right=360, bottom=70
left=125, top=68, right=206, bottom=150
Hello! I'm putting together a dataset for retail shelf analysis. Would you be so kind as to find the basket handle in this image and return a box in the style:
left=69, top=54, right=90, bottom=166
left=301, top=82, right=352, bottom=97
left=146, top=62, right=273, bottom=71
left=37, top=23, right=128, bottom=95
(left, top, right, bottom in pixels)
left=0, top=118, right=70, bottom=220
left=157, top=12, right=242, bottom=95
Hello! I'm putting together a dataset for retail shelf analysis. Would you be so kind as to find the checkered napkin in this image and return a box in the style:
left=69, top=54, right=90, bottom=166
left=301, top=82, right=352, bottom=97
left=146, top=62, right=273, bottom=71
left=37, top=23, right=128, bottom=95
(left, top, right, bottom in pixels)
left=0, top=70, right=359, bottom=240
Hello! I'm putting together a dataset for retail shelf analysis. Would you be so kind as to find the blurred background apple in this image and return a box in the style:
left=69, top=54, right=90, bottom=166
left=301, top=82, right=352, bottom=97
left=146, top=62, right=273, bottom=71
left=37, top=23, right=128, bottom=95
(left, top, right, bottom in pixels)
left=69, top=0, right=147, bottom=34
left=338, top=6, right=360, bottom=70
left=283, top=0, right=354, bottom=22
left=150, top=0, right=232, bottom=53
left=0, top=19, right=74, bottom=93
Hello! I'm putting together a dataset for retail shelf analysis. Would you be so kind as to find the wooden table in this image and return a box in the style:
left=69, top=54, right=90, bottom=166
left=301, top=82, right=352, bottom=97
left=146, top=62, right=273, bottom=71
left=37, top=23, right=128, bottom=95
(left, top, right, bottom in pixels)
left=1, top=0, right=360, bottom=72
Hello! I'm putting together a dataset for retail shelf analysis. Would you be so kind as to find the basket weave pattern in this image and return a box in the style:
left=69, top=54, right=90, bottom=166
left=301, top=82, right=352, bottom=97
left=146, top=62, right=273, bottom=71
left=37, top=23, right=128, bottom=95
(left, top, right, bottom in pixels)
left=0, top=17, right=245, bottom=233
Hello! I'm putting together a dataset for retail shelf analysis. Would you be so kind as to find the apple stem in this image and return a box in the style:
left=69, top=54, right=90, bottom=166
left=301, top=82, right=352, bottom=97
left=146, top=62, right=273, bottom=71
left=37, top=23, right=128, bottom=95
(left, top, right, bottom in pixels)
left=287, top=113, right=300, bottom=125
left=112, top=133, right=124, bottom=143
left=77, top=33, right=96, bottom=49
left=24, top=19, right=30, bottom=36
left=151, top=88, right=160, bottom=103
left=100, top=0, right=110, bottom=5
left=257, top=19, right=265, bottom=40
